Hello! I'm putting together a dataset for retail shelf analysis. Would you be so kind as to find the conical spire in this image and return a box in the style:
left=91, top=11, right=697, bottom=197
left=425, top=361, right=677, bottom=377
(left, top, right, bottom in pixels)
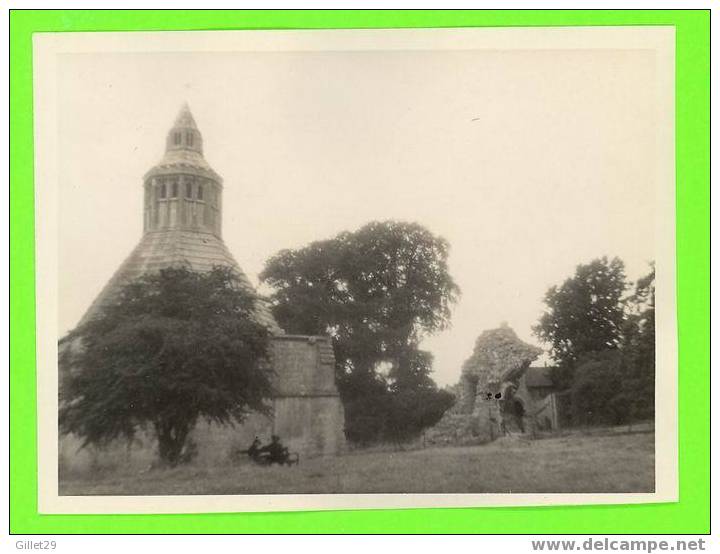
left=173, top=102, right=198, bottom=130
left=166, top=102, right=203, bottom=154
left=146, top=103, right=220, bottom=184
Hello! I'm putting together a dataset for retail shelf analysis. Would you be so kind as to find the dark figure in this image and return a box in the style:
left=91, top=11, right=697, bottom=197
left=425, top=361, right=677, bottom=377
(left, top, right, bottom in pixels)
left=257, top=435, right=286, bottom=464
left=247, top=436, right=262, bottom=461
left=257, top=435, right=300, bottom=466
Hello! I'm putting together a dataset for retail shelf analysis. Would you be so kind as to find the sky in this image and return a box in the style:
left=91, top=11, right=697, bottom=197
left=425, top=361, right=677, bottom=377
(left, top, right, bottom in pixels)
left=57, top=48, right=657, bottom=386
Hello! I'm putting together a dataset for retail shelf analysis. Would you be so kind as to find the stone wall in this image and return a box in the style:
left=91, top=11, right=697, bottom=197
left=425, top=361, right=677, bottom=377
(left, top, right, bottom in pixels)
left=270, top=335, right=346, bottom=457
left=271, top=335, right=338, bottom=397
left=274, top=396, right=345, bottom=457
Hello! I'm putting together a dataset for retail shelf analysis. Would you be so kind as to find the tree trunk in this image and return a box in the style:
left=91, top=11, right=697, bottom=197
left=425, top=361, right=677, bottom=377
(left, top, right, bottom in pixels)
left=154, top=419, right=192, bottom=466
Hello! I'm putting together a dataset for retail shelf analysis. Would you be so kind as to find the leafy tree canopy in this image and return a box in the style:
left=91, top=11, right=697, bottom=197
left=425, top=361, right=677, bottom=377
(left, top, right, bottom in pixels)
left=619, top=265, right=655, bottom=420
left=533, top=256, right=627, bottom=384
left=536, top=260, right=655, bottom=426
left=261, top=220, right=459, bottom=379
left=569, top=350, right=629, bottom=426
left=60, top=266, right=273, bottom=465
left=261, top=220, right=459, bottom=442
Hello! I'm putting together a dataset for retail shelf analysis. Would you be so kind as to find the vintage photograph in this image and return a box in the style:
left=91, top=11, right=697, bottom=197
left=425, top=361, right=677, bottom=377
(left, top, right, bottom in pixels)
left=33, top=27, right=676, bottom=512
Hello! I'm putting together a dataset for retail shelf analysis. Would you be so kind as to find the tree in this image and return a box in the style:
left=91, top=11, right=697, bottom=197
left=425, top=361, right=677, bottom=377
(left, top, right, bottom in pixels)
left=620, top=265, right=655, bottom=420
left=59, top=266, right=272, bottom=466
left=388, top=349, right=437, bottom=393
left=535, top=259, right=656, bottom=426
left=385, top=351, right=455, bottom=440
left=533, top=257, right=627, bottom=387
left=261, top=220, right=459, bottom=442
left=569, top=350, right=630, bottom=426
left=385, top=388, right=456, bottom=442
left=340, top=350, right=455, bottom=444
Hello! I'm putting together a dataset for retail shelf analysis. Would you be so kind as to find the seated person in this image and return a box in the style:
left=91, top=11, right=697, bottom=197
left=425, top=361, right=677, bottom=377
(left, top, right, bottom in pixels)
left=246, top=436, right=262, bottom=461
left=257, top=435, right=288, bottom=465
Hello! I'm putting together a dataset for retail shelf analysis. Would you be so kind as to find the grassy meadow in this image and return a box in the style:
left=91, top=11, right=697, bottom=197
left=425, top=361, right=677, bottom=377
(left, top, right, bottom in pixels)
left=60, top=427, right=654, bottom=495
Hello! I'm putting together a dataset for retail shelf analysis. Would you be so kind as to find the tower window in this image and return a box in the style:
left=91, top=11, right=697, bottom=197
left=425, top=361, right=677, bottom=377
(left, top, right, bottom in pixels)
left=159, top=183, right=166, bottom=199
left=170, top=181, right=178, bottom=198
left=197, top=184, right=204, bottom=200
left=185, top=182, right=193, bottom=198
left=187, top=132, right=194, bottom=147
left=173, top=132, right=181, bottom=145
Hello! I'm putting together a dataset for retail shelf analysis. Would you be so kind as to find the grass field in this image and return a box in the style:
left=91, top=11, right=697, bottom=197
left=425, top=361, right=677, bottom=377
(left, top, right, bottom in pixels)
left=60, top=428, right=654, bottom=495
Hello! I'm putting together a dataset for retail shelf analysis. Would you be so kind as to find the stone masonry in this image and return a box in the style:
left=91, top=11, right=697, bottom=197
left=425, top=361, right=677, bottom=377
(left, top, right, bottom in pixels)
left=427, top=324, right=542, bottom=445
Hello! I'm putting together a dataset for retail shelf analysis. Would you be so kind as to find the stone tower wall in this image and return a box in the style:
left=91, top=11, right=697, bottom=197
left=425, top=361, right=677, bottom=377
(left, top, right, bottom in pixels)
left=144, top=174, right=222, bottom=236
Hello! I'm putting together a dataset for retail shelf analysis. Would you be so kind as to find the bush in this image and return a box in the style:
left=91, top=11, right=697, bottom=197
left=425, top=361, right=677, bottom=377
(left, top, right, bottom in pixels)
left=569, top=350, right=650, bottom=427
left=343, top=387, right=455, bottom=444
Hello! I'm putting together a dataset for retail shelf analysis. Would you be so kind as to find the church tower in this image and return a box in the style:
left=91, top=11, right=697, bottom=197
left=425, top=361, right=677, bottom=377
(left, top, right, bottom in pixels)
left=78, top=104, right=280, bottom=332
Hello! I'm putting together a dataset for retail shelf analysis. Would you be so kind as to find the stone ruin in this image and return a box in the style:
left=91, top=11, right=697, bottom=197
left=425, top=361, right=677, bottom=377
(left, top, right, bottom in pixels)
left=427, top=324, right=542, bottom=445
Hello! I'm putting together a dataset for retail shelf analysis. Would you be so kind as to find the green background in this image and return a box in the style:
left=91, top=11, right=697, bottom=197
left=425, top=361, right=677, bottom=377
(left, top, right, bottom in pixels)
left=10, top=10, right=710, bottom=534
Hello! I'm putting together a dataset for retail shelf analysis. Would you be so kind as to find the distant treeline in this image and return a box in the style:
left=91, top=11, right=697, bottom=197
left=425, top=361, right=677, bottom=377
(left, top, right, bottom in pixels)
left=534, top=257, right=655, bottom=426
